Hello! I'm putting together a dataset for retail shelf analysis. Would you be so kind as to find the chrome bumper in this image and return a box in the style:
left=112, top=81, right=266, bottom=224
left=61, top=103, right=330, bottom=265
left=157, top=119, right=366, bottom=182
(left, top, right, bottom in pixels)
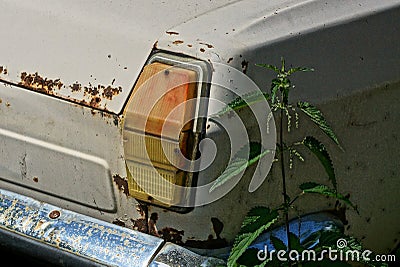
left=0, top=188, right=225, bottom=266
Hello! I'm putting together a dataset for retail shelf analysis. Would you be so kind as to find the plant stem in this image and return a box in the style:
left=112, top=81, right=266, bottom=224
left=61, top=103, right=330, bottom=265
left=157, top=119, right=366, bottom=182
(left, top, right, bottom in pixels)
left=280, top=108, right=291, bottom=256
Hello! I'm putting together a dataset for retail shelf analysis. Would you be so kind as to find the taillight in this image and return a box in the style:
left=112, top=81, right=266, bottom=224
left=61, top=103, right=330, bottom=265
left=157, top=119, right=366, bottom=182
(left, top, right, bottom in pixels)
left=122, top=53, right=209, bottom=210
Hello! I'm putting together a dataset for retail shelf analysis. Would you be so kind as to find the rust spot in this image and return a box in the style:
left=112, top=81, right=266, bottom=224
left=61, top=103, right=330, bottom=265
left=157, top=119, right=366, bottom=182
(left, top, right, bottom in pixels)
left=112, top=218, right=126, bottom=227
left=102, top=85, right=122, bottom=100
left=166, top=31, right=179, bottom=35
left=187, top=44, right=193, bottom=48
left=83, top=83, right=122, bottom=102
left=16, top=71, right=122, bottom=111
left=113, top=115, right=119, bottom=126
left=49, top=210, right=60, bottom=219
left=70, top=82, right=82, bottom=92
left=107, top=54, right=111, bottom=59
left=131, top=203, right=149, bottom=233
left=149, top=212, right=161, bottom=237
left=0, top=66, right=7, bottom=75
left=84, top=84, right=100, bottom=96
left=19, top=72, right=64, bottom=94
left=5, top=102, right=10, bottom=107
left=199, top=42, right=214, bottom=48
left=159, top=227, right=185, bottom=245
left=33, top=176, right=39, bottom=183
left=89, top=96, right=101, bottom=108
left=200, top=48, right=205, bottom=53
left=172, top=40, right=184, bottom=45
left=113, top=174, right=129, bottom=196
left=227, top=57, right=233, bottom=63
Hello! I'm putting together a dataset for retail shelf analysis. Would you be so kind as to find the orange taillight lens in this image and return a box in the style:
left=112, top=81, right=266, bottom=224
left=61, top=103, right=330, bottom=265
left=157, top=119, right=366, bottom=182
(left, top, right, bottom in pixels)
left=123, top=61, right=198, bottom=207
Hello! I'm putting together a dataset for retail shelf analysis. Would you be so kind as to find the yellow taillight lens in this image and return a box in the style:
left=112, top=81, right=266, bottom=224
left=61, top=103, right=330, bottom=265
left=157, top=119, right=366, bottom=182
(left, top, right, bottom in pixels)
left=123, top=61, right=198, bottom=207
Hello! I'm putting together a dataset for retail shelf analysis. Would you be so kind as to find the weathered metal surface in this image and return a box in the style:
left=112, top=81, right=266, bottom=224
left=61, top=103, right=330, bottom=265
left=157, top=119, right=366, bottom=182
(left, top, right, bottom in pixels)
left=0, top=0, right=235, bottom=113
left=150, top=242, right=226, bottom=267
left=0, top=82, right=120, bottom=213
left=151, top=0, right=400, bottom=255
left=0, top=188, right=164, bottom=267
left=0, top=0, right=399, bottom=258
left=157, top=0, right=400, bottom=104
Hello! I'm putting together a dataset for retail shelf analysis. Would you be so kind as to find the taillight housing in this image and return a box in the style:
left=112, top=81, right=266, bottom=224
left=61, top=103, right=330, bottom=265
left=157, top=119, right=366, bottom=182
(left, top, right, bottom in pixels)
left=122, top=53, right=210, bottom=211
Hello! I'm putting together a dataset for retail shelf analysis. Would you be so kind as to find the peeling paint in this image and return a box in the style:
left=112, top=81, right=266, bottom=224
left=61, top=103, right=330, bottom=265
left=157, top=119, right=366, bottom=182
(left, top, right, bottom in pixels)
left=166, top=31, right=179, bottom=35
left=19, top=72, right=63, bottom=94
left=199, top=42, right=214, bottom=48
left=70, top=82, right=82, bottom=92
left=112, top=218, right=126, bottom=227
left=153, top=41, right=158, bottom=49
left=113, top=174, right=129, bottom=196
left=131, top=204, right=148, bottom=233
left=102, top=85, right=123, bottom=100
left=15, top=71, right=123, bottom=111
left=172, top=40, right=184, bottom=45
left=159, top=227, right=185, bottom=245
left=0, top=66, right=7, bottom=75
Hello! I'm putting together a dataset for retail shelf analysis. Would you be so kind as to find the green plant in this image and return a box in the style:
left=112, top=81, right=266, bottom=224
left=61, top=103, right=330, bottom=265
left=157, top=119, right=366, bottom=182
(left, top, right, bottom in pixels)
left=210, top=58, right=388, bottom=267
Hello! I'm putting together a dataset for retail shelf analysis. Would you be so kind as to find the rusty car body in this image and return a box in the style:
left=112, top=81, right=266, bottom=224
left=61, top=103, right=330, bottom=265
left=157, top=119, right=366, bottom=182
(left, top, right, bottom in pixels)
left=0, top=0, right=399, bottom=266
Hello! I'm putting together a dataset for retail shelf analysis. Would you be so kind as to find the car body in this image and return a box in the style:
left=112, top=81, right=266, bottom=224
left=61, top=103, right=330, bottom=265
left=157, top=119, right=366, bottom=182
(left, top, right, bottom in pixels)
left=0, top=0, right=399, bottom=266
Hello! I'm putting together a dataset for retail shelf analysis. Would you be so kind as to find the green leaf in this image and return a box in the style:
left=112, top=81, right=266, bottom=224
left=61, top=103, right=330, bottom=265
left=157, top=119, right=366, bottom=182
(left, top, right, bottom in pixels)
left=271, top=235, right=287, bottom=251
left=297, top=101, right=341, bottom=148
left=289, top=232, right=304, bottom=252
left=317, top=229, right=344, bottom=248
left=302, top=136, right=337, bottom=190
left=209, top=142, right=271, bottom=192
left=256, top=63, right=280, bottom=73
left=228, top=207, right=279, bottom=267
left=287, top=66, right=314, bottom=75
left=212, top=91, right=270, bottom=118
left=270, top=82, right=280, bottom=104
left=236, top=248, right=263, bottom=266
left=299, top=182, right=357, bottom=211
